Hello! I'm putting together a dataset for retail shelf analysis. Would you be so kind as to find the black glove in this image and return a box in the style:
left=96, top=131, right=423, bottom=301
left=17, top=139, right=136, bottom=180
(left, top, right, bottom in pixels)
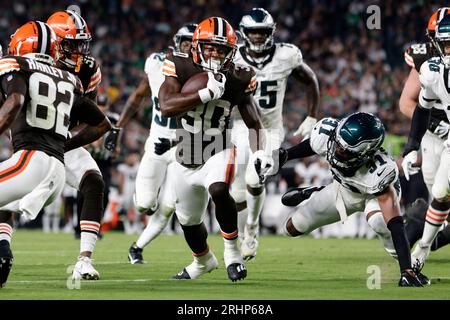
left=104, top=127, right=121, bottom=151
left=154, top=138, right=174, bottom=155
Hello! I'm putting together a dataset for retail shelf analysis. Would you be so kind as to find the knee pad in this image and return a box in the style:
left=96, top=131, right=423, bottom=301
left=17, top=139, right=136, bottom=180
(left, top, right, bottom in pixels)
left=79, top=172, right=105, bottom=221
left=245, top=162, right=262, bottom=188
left=230, top=188, right=246, bottom=204
left=290, top=210, right=314, bottom=235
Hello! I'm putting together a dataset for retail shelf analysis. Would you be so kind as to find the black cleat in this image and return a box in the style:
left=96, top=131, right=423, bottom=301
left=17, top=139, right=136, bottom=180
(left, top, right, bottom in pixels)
left=227, top=263, right=247, bottom=282
left=172, top=268, right=191, bottom=280
left=281, top=186, right=325, bottom=207
left=412, top=265, right=430, bottom=285
left=128, top=242, right=145, bottom=264
left=0, top=240, right=13, bottom=288
left=398, top=270, right=423, bottom=287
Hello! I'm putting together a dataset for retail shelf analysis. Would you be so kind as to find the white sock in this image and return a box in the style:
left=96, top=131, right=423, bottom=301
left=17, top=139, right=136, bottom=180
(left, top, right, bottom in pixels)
left=421, top=205, right=450, bottom=246
left=136, top=210, right=172, bottom=249
left=0, top=223, right=12, bottom=244
left=80, top=220, right=100, bottom=254
left=246, top=189, right=265, bottom=226
left=223, top=237, right=242, bottom=266
left=237, top=207, right=248, bottom=241
left=367, top=212, right=397, bottom=259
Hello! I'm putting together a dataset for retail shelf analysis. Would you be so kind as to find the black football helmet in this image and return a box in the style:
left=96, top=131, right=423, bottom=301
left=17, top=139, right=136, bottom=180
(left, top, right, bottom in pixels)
left=327, top=112, right=385, bottom=175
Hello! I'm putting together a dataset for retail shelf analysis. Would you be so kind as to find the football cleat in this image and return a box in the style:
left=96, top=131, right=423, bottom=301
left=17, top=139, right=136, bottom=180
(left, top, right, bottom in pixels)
left=128, top=242, right=145, bottom=264
left=398, top=270, right=423, bottom=287
left=227, top=263, right=247, bottom=282
left=281, top=186, right=325, bottom=207
left=224, top=242, right=247, bottom=281
left=411, top=241, right=431, bottom=272
left=241, top=223, right=259, bottom=261
left=172, top=251, right=218, bottom=280
left=72, top=255, right=100, bottom=280
left=0, top=240, right=13, bottom=288
left=413, top=268, right=431, bottom=286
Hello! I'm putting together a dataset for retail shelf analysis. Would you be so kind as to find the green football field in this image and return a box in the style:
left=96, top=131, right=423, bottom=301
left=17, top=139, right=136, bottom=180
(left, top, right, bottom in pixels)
left=1, top=230, right=450, bottom=300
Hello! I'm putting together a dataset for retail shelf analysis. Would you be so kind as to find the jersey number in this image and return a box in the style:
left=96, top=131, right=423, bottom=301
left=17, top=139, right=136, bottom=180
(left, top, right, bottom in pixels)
left=153, top=96, right=177, bottom=129
left=27, top=73, right=73, bottom=137
left=181, top=100, right=231, bottom=134
left=259, top=80, right=277, bottom=109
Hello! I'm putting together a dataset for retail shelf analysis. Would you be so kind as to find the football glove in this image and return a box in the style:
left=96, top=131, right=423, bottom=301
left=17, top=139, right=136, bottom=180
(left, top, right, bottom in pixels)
left=253, top=150, right=275, bottom=184
left=154, top=138, right=175, bottom=155
left=104, top=127, right=121, bottom=151
left=432, top=120, right=450, bottom=139
left=198, top=72, right=226, bottom=103
left=401, top=150, right=420, bottom=181
left=293, top=116, right=317, bottom=137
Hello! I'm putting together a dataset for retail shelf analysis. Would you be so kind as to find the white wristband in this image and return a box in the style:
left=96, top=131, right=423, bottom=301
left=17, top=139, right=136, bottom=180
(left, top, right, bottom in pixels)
left=198, top=88, right=212, bottom=104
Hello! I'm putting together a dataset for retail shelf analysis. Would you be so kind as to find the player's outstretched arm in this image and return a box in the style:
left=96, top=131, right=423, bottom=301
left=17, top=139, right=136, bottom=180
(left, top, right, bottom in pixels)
left=65, top=97, right=112, bottom=152
left=159, top=76, right=204, bottom=117
left=116, top=76, right=151, bottom=128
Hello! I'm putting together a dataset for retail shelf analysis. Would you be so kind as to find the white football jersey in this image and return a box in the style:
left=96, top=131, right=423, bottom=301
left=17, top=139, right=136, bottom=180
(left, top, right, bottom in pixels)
left=144, top=51, right=177, bottom=139
left=233, top=43, right=303, bottom=130
left=418, top=58, right=450, bottom=116
left=310, top=118, right=399, bottom=195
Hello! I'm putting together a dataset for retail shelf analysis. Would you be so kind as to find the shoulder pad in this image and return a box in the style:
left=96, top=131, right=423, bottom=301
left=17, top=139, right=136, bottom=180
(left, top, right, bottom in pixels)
left=276, top=43, right=303, bottom=65
left=85, top=64, right=101, bottom=94
left=310, top=117, right=338, bottom=156
left=0, top=57, right=20, bottom=76
left=419, top=59, right=441, bottom=87
left=145, top=52, right=165, bottom=74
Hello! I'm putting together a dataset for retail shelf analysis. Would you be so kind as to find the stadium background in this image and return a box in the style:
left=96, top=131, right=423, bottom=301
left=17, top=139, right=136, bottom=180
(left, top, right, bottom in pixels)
left=0, top=0, right=445, bottom=235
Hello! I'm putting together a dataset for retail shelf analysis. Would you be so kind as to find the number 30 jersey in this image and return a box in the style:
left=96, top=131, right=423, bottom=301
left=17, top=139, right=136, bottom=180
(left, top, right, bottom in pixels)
left=162, top=53, right=256, bottom=167
left=0, top=55, right=83, bottom=163
left=144, top=50, right=177, bottom=140
left=233, top=43, right=303, bottom=130
left=310, top=118, right=399, bottom=195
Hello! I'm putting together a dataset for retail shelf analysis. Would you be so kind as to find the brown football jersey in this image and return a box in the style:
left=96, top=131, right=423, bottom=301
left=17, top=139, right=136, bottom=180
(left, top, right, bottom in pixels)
left=0, top=55, right=83, bottom=162
left=162, top=53, right=257, bottom=167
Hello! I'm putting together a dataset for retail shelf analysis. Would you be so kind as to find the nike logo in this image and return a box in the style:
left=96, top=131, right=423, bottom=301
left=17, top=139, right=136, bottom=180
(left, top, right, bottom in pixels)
left=376, top=168, right=386, bottom=176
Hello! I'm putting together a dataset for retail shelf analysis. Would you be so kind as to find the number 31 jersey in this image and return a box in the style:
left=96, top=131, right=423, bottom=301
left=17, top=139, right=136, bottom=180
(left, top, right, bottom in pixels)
left=0, top=55, right=83, bottom=163
left=233, top=43, right=303, bottom=130
left=310, top=118, right=399, bottom=195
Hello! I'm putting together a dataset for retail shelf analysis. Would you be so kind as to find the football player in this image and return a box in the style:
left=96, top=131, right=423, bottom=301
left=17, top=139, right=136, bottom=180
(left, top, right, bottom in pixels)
left=0, top=21, right=110, bottom=288
left=46, top=10, right=109, bottom=280
left=267, top=112, right=428, bottom=286
left=158, top=17, right=271, bottom=281
left=402, top=14, right=450, bottom=273
left=103, top=23, right=197, bottom=264
left=400, top=7, right=450, bottom=249
left=232, top=8, right=320, bottom=261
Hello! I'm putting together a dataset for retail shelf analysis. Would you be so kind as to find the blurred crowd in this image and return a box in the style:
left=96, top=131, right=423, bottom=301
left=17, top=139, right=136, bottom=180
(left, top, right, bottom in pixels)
left=0, top=0, right=446, bottom=235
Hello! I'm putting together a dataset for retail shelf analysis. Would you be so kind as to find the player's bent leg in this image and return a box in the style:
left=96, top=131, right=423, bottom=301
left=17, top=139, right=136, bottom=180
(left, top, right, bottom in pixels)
left=130, top=204, right=176, bottom=264
left=173, top=223, right=218, bottom=279
left=366, top=211, right=397, bottom=259
left=72, top=171, right=104, bottom=280
left=0, top=212, right=13, bottom=288
left=209, top=182, right=247, bottom=281
left=404, top=198, right=428, bottom=247
left=134, top=152, right=168, bottom=215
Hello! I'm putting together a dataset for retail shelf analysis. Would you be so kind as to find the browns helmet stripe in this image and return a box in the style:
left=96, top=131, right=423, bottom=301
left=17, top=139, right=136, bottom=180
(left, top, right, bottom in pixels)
left=35, top=21, right=52, bottom=55
left=67, top=10, right=83, bottom=31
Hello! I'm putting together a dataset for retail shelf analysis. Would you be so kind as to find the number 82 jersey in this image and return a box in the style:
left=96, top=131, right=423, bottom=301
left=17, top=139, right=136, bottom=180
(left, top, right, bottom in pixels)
left=0, top=55, right=83, bottom=163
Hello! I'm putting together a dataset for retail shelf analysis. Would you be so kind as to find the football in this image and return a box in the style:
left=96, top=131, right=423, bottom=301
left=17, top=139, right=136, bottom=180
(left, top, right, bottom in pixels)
left=181, top=71, right=209, bottom=93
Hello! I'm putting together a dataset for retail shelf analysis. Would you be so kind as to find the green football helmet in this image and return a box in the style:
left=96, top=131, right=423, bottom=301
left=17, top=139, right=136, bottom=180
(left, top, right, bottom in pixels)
left=327, top=112, right=385, bottom=175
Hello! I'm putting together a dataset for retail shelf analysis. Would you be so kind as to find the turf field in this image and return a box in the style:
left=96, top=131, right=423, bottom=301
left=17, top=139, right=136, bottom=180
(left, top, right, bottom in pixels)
left=1, top=230, right=450, bottom=300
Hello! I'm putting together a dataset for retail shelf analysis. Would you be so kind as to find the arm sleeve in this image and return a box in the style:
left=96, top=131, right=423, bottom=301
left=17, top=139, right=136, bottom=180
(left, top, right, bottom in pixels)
left=403, top=105, right=430, bottom=155
left=286, top=139, right=316, bottom=160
